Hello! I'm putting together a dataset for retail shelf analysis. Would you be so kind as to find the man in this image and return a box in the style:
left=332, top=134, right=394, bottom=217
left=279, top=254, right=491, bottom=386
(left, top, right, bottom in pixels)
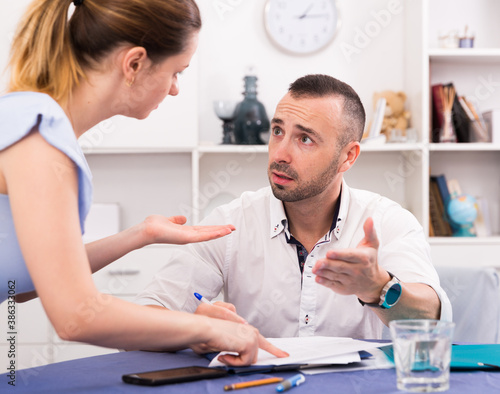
left=136, top=74, right=451, bottom=339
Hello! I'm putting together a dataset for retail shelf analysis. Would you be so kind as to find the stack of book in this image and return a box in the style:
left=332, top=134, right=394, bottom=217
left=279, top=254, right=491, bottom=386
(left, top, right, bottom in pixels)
left=431, top=83, right=489, bottom=143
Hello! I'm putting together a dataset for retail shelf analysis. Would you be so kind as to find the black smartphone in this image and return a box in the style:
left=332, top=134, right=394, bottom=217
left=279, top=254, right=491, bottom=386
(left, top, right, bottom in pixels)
left=122, top=366, right=228, bottom=386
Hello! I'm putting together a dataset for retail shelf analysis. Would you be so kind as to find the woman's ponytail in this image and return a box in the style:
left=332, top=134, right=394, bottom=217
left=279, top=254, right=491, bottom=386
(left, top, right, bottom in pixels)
left=8, top=0, right=201, bottom=104
left=8, top=0, right=83, bottom=103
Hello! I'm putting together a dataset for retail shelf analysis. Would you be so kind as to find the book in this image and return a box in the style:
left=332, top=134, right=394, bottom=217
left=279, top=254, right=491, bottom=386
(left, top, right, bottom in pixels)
left=459, top=97, right=488, bottom=142
left=431, top=84, right=444, bottom=142
left=429, top=182, right=445, bottom=236
left=428, top=216, right=435, bottom=237
left=442, top=83, right=469, bottom=143
left=431, top=174, right=451, bottom=207
left=429, top=182, right=439, bottom=236
left=463, top=97, right=487, bottom=131
left=459, top=96, right=475, bottom=120
left=431, top=174, right=453, bottom=235
left=462, top=97, right=489, bottom=142
left=429, top=178, right=453, bottom=236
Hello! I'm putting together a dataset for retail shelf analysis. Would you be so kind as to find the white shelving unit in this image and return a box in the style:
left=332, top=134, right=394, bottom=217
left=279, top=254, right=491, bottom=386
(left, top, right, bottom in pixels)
left=428, top=48, right=500, bottom=63
left=425, top=0, right=500, bottom=267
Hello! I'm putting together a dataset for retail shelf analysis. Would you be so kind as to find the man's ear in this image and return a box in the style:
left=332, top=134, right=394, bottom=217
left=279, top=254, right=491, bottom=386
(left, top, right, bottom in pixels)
left=337, top=141, right=360, bottom=174
left=122, top=47, right=148, bottom=83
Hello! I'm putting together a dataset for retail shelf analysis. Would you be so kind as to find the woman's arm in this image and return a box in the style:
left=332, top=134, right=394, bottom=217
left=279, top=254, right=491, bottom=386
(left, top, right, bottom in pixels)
left=85, top=215, right=235, bottom=274
left=1, top=131, right=268, bottom=365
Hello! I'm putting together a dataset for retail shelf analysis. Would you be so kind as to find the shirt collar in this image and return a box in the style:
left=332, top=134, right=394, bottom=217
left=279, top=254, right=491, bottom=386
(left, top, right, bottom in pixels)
left=333, top=179, right=350, bottom=240
left=268, top=179, right=351, bottom=240
left=269, top=190, right=287, bottom=238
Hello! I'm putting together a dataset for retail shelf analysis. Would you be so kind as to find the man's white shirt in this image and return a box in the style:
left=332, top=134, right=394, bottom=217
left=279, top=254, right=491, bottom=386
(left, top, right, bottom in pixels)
left=135, top=180, right=451, bottom=339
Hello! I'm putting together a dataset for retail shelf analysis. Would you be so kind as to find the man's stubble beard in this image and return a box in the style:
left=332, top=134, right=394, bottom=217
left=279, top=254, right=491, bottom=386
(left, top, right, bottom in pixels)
left=268, top=156, right=340, bottom=202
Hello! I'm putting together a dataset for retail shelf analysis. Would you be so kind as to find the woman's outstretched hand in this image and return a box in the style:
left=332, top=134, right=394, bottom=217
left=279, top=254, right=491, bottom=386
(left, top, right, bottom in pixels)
left=141, top=215, right=235, bottom=245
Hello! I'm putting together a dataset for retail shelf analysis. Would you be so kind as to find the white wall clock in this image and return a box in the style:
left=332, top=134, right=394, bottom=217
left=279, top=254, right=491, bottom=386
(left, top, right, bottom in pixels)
left=264, top=0, right=340, bottom=55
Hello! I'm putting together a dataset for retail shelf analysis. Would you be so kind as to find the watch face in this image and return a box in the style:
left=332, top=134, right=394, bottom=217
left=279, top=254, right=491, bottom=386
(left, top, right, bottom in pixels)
left=264, top=0, right=340, bottom=55
left=385, top=282, right=403, bottom=307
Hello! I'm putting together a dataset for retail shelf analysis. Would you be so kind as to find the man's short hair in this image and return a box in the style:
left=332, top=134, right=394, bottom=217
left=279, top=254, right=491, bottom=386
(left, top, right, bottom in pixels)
left=289, top=74, right=366, bottom=147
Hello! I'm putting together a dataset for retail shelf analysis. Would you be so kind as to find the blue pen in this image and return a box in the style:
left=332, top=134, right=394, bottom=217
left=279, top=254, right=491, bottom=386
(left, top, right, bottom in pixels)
left=194, top=292, right=213, bottom=305
left=275, top=374, right=305, bottom=392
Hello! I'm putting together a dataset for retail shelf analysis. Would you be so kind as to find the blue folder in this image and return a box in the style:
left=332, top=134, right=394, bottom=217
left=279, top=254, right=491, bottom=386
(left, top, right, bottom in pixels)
left=381, top=344, right=500, bottom=371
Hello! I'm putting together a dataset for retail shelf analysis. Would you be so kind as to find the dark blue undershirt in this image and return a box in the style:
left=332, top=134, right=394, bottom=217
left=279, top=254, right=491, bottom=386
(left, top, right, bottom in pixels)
left=285, top=194, right=341, bottom=274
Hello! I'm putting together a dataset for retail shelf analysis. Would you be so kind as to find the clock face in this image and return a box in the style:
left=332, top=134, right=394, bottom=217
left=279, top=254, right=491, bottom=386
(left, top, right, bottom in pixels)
left=264, top=0, right=340, bottom=55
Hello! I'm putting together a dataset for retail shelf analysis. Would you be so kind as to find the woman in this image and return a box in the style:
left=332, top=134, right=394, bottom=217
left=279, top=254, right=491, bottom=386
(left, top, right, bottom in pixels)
left=0, top=0, right=285, bottom=365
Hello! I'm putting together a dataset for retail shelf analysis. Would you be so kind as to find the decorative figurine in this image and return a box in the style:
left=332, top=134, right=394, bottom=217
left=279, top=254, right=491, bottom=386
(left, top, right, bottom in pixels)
left=233, top=75, right=270, bottom=144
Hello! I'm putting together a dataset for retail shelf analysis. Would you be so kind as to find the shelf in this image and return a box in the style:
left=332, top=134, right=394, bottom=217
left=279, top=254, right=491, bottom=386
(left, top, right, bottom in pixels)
left=429, top=143, right=500, bottom=152
left=360, top=143, right=425, bottom=152
left=82, top=143, right=428, bottom=155
left=201, top=143, right=424, bottom=153
left=428, top=48, right=500, bottom=64
left=198, top=144, right=269, bottom=154
left=82, top=144, right=270, bottom=155
left=81, top=146, right=194, bottom=155
left=429, top=236, right=500, bottom=246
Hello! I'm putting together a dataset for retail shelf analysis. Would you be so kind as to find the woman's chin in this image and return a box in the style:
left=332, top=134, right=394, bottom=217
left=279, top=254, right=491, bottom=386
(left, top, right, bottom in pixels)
left=133, top=111, right=152, bottom=120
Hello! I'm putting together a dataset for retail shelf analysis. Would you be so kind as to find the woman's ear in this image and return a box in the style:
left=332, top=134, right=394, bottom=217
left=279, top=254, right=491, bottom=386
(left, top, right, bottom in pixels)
left=337, top=141, right=361, bottom=174
left=122, top=47, right=148, bottom=86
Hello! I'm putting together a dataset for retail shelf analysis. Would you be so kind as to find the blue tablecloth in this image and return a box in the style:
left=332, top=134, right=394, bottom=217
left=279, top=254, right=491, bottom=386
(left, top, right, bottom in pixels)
left=3, top=349, right=500, bottom=393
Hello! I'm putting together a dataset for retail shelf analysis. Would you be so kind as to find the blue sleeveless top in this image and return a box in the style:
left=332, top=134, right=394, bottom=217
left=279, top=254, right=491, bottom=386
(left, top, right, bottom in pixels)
left=0, top=92, right=93, bottom=303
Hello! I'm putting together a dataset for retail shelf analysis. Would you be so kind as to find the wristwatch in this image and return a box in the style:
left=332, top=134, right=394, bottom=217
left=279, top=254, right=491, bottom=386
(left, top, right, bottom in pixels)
left=358, top=272, right=402, bottom=309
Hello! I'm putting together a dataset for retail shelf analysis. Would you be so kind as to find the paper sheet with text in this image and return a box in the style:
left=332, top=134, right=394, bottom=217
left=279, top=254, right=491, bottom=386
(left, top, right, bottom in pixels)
left=209, top=336, right=387, bottom=367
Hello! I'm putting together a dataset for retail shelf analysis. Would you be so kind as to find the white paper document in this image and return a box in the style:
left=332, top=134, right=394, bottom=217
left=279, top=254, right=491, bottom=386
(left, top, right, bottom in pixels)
left=209, top=336, right=387, bottom=368
left=302, top=348, right=394, bottom=374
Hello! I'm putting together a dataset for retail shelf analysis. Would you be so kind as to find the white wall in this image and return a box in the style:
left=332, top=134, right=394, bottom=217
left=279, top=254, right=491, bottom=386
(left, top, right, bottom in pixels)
left=0, top=2, right=28, bottom=91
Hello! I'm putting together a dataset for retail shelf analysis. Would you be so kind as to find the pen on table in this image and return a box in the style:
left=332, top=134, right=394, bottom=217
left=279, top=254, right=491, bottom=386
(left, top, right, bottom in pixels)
left=224, top=377, right=284, bottom=391
left=478, top=362, right=500, bottom=369
left=194, top=292, right=213, bottom=305
left=275, top=374, right=305, bottom=392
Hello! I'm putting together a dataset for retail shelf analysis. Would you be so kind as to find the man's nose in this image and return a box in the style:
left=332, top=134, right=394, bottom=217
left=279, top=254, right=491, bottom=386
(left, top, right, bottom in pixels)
left=270, top=137, right=292, bottom=164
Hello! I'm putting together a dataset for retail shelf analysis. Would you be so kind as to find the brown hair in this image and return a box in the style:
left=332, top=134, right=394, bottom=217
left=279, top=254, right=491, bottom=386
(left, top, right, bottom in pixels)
left=289, top=74, right=366, bottom=147
left=8, top=0, right=201, bottom=103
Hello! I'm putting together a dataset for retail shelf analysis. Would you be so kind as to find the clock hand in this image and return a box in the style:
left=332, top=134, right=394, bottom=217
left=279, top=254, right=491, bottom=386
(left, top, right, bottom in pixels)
left=300, top=14, right=329, bottom=19
left=297, top=4, right=314, bottom=19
